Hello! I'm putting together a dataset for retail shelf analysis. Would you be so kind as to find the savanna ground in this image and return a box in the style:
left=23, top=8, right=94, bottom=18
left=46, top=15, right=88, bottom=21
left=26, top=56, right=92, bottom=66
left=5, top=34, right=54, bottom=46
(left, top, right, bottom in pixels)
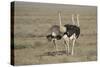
left=12, top=1, right=97, bottom=65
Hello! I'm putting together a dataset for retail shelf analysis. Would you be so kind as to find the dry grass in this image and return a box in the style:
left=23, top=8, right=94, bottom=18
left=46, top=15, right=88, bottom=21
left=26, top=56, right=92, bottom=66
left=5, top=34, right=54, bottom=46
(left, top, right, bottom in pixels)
left=12, top=1, right=97, bottom=65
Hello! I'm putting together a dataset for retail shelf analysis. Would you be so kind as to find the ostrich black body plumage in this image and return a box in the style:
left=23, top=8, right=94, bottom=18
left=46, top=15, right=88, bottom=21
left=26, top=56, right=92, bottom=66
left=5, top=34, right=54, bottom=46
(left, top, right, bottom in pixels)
left=64, top=24, right=80, bottom=39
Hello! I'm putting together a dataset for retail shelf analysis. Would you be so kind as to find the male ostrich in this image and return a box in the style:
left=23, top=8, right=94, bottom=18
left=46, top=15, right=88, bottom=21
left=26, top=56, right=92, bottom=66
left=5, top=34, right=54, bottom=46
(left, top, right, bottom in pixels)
left=46, top=12, right=80, bottom=55
left=63, top=14, right=80, bottom=55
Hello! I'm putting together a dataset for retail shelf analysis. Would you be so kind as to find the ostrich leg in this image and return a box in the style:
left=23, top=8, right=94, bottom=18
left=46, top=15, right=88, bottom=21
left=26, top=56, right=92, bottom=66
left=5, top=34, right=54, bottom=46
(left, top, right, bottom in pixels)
left=71, top=39, right=76, bottom=55
left=53, top=39, right=58, bottom=55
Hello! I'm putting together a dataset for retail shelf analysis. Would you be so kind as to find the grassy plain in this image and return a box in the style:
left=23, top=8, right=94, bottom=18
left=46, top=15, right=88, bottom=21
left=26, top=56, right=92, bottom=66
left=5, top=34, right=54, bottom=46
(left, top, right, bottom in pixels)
left=12, top=1, right=97, bottom=65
